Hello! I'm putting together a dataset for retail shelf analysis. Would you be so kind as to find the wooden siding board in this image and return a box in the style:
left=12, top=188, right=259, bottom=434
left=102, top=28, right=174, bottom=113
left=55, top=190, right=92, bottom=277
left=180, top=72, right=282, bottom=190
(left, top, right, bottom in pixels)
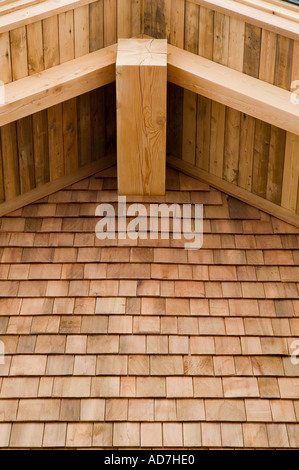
left=17, top=115, right=35, bottom=194
left=1, top=122, right=20, bottom=200
left=32, top=110, right=50, bottom=188
left=89, top=0, right=104, bottom=52
left=0, top=31, right=12, bottom=83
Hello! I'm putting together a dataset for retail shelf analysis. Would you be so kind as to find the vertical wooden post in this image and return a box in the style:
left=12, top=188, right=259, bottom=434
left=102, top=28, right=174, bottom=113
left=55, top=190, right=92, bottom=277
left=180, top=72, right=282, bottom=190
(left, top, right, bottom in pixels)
left=116, top=38, right=167, bottom=195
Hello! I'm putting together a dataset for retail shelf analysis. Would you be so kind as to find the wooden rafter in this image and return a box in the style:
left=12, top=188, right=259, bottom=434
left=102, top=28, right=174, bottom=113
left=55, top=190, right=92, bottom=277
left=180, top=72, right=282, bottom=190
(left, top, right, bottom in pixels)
left=0, top=44, right=117, bottom=128
left=0, top=28, right=298, bottom=223
left=1, top=0, right=298, bottom=38
left=167, top=43, right=299, bottom=136
left=234, top=0, right=299, bottom=23
left=0, top=0, right=95, bottom=32
left=190, top=0, right=299, bottom=40
left=1, top=40, right=299, bottom=136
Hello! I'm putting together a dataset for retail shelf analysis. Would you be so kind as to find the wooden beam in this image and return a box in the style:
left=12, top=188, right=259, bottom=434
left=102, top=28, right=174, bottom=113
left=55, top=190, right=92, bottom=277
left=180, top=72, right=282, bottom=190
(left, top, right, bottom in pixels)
left=167, top=155, right=299, bottom=228
left=0, top=154, right=116, bottom=217
left=2, top=37, right=298, bottom=136
left=116, top=38, right=167, bottom=195
left=189, top=0, right=299, bottom=41
left=234, top=0, right=299, bottom=24
left=0, top=0, right=42, bottom=17
left=0, top=0, right=96, bottom=33
left=0, top=44, right=116, bottom=127
left=1, top=0, right=298, bottom=41
left=265, top=0, right=299, bottom=13
left=167, top=43, right=299, bottom=137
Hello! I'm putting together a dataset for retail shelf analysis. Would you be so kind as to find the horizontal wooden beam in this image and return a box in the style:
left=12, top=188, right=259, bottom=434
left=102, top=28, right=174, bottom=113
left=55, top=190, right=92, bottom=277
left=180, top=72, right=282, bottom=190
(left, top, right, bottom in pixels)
left=0, top=154, right=116, bottom=218
left=167, top=155, right=299, bottom=228
left=167, top=43, right=299, bottom=137
left=0, top=44, right=117, bottom=127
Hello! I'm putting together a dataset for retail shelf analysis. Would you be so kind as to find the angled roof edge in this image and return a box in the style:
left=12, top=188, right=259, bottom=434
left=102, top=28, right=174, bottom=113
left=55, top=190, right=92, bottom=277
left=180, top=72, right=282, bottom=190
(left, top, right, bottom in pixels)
left=1, top=152, right=299, bottom=230
left=167, top=156, right=299, bottom=230
left=0, top=155, right=116, bottom=218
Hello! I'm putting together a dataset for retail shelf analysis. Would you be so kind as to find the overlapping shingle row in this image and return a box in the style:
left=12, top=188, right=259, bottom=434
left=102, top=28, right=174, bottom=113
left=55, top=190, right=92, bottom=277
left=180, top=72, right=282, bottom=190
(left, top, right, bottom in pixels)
left=0, top=166, right=298, bottom=448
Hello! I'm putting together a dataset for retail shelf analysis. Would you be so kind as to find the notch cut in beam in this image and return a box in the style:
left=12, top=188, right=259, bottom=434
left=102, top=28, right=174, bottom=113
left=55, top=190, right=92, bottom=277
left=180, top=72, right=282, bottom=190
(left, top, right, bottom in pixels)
left=116, top=38, right=167, bottom=196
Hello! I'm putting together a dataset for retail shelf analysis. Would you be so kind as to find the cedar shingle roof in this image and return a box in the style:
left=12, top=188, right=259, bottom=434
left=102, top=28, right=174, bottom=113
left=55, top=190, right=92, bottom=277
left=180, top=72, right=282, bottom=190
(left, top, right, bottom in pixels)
left=0, top=166, right=298, bottom=448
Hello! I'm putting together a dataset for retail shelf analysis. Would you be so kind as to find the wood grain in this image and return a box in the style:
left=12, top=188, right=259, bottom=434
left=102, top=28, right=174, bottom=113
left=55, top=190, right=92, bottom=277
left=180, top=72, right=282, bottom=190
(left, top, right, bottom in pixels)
left=252, top=119, right=271, bottom=198
left=43, top=15, right=60, bottom=68
left=243, top=23, right=261, bottom=78
left=265, top=31, right=288, bottom=206
left=104, top=0, right=117, bottom=47
left=58, top=10, right=74, bottom=64
left=223, top=17, right=244, bottom=185
left=90, top=87, right=105, bottom=161
left=0, top=154, right=116, bottom=217
left=198, top=6, right=214, bottom=59
left=266, top=125, right=286, bottom=205
left=89, top=0, right=104, bottom=52
left=0, top=31, right=12, bottom=83
left=118, top=0, right=131, bottom=38
left=281, top=132, right=299, bottom=212
left=224, top=107, right=240, bottom=184
left=0, top=44, right=117, bottom=127
left=170, top=0, right=184, bottom=48
left=116, top=39, right=167, bottom=195
left=259, top=29, right=277, bottom=84
left=27, top=20, right=43, bottom=75
left=17, top=116, right=35, bottom=194
left=62, top=98, right=78, bottom=174
left=168, top=154, right=299, bottom=228
left=10, top=26, right=28, bottom=80
left=74, top=5, right=89, bottom=57
left=196, top=96, right=211, bottom=172
left=282, top=38, right=299, bottom=213
left=210, top=12, right=229, bottom=178
left=131, top=0, right=142, bottom=37
left=77, top=92, right=91, bottom=167
left=47, top=104, right=64, bottom=181
left=182, top=1, right=199, bottom=166
left=274, top=34, right=294, bottom=91
left=32, top=110, right=49, bottom=188
left=238, top=113, right=255, bottom=192
left=1, top=123, right=20, bottom=200
left=196, top=6, right=213, bottom=172
left=0, top=132, right=4, bottom=203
